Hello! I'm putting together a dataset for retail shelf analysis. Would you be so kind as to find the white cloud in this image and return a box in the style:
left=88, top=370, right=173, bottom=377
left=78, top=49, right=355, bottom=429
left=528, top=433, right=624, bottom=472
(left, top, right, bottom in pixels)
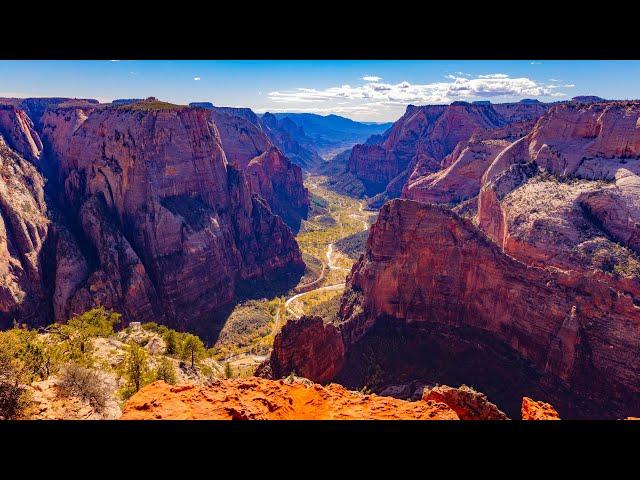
left=193, top=76, right=201, bottom=81
left=362, top=75, right=382, bottom=82
left=110, top=60, right=120, bottom=62
left=530, top=61, right=543, bottom=65
left=268, top=74, right=559, bottom=106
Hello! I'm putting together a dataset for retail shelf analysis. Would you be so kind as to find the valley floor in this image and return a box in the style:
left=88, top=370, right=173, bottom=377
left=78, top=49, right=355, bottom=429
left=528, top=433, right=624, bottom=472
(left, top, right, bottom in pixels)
left=209, top=174, right=374, bottom=374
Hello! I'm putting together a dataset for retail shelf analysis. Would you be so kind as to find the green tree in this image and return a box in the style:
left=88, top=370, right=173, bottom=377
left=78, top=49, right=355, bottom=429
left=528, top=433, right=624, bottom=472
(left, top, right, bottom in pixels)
left=181, top=334, right=206, bottom=369
left=154, top=357, right=177, bottom=385
left=47, top=307, right=120, bottom=363
left=120, top=342, right=151, bottom=399
left=18, top=332, right=64, bottom=381
left=224, top=362, right=233, bottom=379
left=164, top=330, right=182, bottom=356
left=0, top=330, right=31, bottom=419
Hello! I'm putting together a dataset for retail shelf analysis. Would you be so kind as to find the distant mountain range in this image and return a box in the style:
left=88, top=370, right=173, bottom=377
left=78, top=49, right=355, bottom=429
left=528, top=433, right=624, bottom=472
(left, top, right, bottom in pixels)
left=267, top=113, right=393, bottom=159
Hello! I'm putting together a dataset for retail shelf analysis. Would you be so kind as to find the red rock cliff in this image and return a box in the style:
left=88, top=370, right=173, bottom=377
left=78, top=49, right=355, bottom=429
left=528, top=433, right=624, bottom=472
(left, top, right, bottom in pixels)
left=38, top=101, right=303, bottom=327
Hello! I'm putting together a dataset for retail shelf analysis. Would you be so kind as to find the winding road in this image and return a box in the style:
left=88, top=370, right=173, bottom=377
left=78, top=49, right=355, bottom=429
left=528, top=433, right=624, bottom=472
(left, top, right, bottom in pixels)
left=283, top=200, right=370, bottom=320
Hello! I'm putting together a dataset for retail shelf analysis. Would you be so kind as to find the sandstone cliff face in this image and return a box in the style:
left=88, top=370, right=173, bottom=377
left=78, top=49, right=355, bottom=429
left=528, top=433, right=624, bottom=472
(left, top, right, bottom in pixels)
left=208, top=109, right=309, bottom=230
left=37, top=102, right=302, bottom=327
left=0, top=105, right=43, bottom=163
left=345, top=101, right=550, bottom=200
left=0, top=136, right=50, bottom=327
left=477, top=101, right=640, bottom=277
left=264, top=199, right=640, bottom=418
left=120, top=378, right=460, bottom=420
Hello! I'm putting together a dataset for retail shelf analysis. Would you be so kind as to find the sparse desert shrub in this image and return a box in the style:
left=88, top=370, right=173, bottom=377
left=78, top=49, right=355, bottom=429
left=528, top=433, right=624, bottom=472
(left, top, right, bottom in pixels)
left=224, top=362, right=233, bottom=379
left=119, top=342, right=152, bottom=400
left=0, top=332, right=31, bottom=419
left=46, top=307, right=121, bottom=364
left=154, top=357, right=177, bottom=385
left=58, top=363, right=112, bottom=413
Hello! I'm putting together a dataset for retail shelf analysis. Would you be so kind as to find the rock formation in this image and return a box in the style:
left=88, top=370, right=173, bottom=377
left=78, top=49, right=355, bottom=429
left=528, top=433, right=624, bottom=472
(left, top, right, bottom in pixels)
left=208, top=108, right=309, bottom=230
left=521, top=397, right=560, bottom=420
left=36, top=100, right=303, bottom=327
left=422, top=385, right=509, bottom=420
left=0, top=105, right=43, bottom=163
left=120, top=378, right=460, bottom=420
left=0, top=98, right=305, bottom=329
left=262, top=101, right=640, bottom=419
left=0, top=136, right=51, bottom=328
left=343, top=100, right=550, bottom=202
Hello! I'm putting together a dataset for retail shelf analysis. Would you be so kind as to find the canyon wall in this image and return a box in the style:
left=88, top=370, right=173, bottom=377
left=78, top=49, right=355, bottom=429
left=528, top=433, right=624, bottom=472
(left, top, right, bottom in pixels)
left=0, top=98, right=306, bottom=329
left=263, top=100, right=640, bottom=419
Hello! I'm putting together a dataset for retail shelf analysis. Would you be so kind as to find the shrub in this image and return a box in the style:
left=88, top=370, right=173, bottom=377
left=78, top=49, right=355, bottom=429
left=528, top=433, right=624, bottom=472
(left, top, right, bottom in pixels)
left=224, top=362, right=233, bottom=379
left=164, top=330, right=182, bottom=356
left=47, top=307, right=121, bottom=364
left=154, top=357, right=177, bottom=385
left=119, top=342, right=152, bottom=399
left=57, top=363, right=112, bottom=413
left=0, top=332, right=31, bottom=419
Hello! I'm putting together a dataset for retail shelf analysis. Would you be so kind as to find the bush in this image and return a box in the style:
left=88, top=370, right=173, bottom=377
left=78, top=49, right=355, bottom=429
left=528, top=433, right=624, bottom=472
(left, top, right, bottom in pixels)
left=47, top=307, right=121, bottom=364
left=0, top=330, right=32, bottom=419
left=119, top=342, right=152, bottom=400
left=57, top=363, right=112, bottom=413
left=154, top=357, right=177, bottom=385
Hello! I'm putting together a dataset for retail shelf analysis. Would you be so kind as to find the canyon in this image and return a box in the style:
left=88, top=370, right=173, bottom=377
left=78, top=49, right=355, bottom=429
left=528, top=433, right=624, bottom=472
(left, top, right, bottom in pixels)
left=3, top=92, right=640, bottom=420
left=260, top=99, right=640, bottom=419
left=0, top=97, right=308, bottom=329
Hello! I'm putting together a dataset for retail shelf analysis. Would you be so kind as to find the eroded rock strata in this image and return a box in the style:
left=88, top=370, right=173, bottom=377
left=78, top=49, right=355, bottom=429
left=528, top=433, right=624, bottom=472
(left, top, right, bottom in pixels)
left=0, top=98, right=305, bottom=328
left=344, top=100, right=550, bottom=201
left=263, top=101, right=640, bottom=419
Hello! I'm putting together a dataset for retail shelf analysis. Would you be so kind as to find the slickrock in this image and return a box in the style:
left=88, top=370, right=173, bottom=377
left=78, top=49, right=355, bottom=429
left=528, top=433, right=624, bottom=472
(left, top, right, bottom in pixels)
left=477, top=101, right=640, bottom=276
left=120, top=378, right=460, bottom=420
left=404, top=138, right=510, bottom=205
left=422, top=385, right=509, bottom=420
left=521, top=397, right=560, bottom=420
left=36, top=100, right=302, bottom=326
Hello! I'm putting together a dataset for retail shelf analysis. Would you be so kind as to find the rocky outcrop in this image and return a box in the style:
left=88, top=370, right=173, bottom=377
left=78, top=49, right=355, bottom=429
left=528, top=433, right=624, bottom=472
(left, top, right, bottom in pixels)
left=120, top=378, right=460, bottom=420
left=36, top=100, right=302, bottom=327
left=258, top=316, right=345, bottom=384
left=0, top=136, right=51, bottom=328
left=404, top=138, right=510, bottom=205
left=208, top=109, right=309, bottom=230
left=478, top=101, right=640, bottom=275
left=345, top=101, right=550, bottom=200
left=422, top=385, right=509, bottom=420
left=245, top=148, right=308, bottom=230
left=521, top=397, right=560, bottom=420
left=263, top=198, right=640, bottom=418
left=0, top=105, right=43, bottom=162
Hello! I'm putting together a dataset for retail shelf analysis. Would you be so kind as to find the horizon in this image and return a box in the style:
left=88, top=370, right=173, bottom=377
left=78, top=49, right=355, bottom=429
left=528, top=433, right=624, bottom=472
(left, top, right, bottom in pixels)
left=2, top=60, right=640, bottom=122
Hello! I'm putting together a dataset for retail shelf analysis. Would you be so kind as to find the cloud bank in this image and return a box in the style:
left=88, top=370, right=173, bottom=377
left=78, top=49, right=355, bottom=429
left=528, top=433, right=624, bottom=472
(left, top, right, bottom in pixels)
left=268, top=73, right=570, bottom=106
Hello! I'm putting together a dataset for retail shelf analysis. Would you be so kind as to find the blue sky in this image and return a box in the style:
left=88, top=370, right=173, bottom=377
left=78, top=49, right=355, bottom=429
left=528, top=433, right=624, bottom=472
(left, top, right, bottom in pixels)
left=1, top=60, right=639, bottom=122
